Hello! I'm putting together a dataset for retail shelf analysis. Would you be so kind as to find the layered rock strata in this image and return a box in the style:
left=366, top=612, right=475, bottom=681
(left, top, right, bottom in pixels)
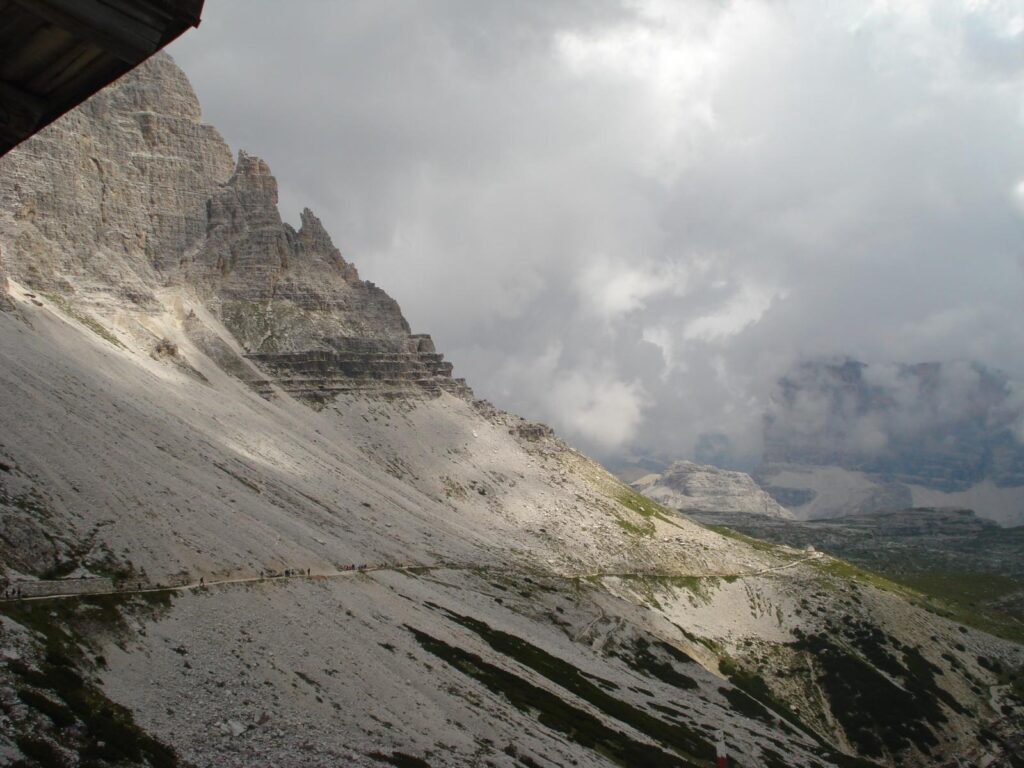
left=247, top=342, right=472, bottom=402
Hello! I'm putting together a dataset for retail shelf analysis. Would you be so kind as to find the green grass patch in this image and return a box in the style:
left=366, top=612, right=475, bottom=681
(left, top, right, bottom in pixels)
left=811, top=558, right=915, bottom=596
left=615, top=487, right=661, bottom=518
left=703, top=525, right=780, bottom=553
left=660, top=575, right=723, bottom=603
left=613, top=516, right=655, bottom=537
left=614, top=487, right=681, bottom=525
left=889, top=571, right=1021, bottom=605
left=407, top=625, right=706, bottom=767
left=601, top=485, right=685, bottom=538
left=876, top=571, right=1024, bottom=645
left=0, top=593, right=181, bottom=767
left=423, top=607, right=718, bottom=764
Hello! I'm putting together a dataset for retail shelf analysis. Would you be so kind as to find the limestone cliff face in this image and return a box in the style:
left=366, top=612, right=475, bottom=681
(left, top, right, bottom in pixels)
left=632, top=460, right=793, bottom=518
left=0, top=53, right=234, bottom=304
left=194, top=151, right=410, bottom=348
left=0, top=54, right=466, bottom=400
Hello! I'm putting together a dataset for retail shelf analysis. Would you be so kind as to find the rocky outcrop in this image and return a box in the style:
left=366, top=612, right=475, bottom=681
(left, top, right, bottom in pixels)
left=185, top=149, right=469, bottom=401
left=632, top=460, right=793, bottom=518
left=246, top=339, right=472, bottom=402
left=0, top=54, right=468, bottom=401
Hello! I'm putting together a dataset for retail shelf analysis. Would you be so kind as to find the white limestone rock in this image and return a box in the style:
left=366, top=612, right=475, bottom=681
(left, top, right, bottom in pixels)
left=632, top=460, right=793, bottom=518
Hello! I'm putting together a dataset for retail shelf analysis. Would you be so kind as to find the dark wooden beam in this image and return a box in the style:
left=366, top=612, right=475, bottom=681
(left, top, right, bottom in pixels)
left=0, top=80, right=47, bottom=121
left=0, top=0, right=205, bottom=156
left=8, top=0, right=163, bottom=63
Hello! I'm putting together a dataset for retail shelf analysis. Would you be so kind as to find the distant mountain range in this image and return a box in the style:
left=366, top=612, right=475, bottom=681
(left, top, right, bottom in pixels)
left=758, top=359, right=1024, bottom=526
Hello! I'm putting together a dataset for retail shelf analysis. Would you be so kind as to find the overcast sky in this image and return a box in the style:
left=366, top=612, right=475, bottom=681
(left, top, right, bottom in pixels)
left=168, top=1, right=1024, bottom=467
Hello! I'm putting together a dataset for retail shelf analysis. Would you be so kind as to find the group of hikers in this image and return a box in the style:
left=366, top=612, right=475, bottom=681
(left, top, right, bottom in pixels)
left=259, top=568, right=312, bottom=578
left=257, top=564, right=374, bottom=578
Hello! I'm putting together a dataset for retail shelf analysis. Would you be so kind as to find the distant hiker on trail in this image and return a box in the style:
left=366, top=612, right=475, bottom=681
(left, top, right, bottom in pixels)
left=200, top=577, right=205, bottom=586
left=306, top=568, right=310, bottom=576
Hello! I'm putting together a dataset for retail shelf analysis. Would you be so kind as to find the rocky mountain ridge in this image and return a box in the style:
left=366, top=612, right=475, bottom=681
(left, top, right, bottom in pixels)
left=0, top=53, right=465, bottom=403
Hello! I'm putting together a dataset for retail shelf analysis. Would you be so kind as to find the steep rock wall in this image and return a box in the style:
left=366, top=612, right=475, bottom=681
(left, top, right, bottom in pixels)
left=0, top=54, right=466, bottom=400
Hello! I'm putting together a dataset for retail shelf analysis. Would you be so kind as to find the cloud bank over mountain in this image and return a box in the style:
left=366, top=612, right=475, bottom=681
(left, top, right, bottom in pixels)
left=169, top=0, right=1024, bottom=465
left=764, top=359, right=1024, bottom=489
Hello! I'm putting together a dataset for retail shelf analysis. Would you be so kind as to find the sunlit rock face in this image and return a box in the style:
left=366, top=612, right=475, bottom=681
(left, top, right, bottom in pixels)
left=0, top=53, right=234, bottom=302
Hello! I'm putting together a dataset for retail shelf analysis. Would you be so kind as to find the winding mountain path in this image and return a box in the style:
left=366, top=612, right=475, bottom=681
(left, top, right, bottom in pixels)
left=0, top=552, right=825, bottom=605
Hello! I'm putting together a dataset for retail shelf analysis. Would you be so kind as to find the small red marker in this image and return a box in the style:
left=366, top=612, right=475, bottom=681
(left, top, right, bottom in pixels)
left=716, top=733, right=727, bottom=768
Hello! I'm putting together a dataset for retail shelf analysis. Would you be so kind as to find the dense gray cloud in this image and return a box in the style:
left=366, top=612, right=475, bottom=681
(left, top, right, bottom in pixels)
left=168, top=0, right=1024, bottom=467
left=761, top=358, right=1024, bottom=490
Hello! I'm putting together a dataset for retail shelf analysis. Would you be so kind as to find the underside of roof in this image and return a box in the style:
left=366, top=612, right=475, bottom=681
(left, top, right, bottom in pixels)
left=0, top=0, right=204, bottom=156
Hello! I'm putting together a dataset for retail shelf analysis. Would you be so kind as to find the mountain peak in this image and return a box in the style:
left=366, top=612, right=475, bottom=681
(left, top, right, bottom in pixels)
left=0, top=55, right=466, bottom=401
left=103, top=52, right=204, bottom=123
left=295, top=207, right=356, bottom=278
